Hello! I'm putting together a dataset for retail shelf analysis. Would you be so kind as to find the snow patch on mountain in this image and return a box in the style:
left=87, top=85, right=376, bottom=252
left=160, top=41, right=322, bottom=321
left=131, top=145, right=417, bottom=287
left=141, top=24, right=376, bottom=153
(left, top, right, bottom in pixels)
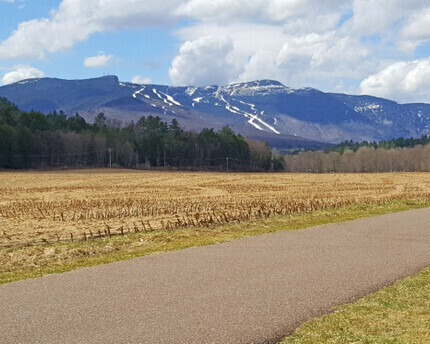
left=218, top=80, right=290, bottom=97
left=382, top=119, right=393, bottom=126
left=354, top=103, right=382, bottom=113
left=186, top=87, right=197, bottom=96
left=151, top=89, right=182, bottom=107
left=133, top=86, right=145, bottom=99
left=16, top=79, right=40, bottom=85
left=162, top=92, right=182, bottom=107
left=218, top=95, right=280, bottom=134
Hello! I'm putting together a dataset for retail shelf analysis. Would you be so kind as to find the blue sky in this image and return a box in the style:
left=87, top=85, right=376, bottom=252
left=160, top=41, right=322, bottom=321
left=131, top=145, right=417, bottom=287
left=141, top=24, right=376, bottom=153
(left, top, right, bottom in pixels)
left=0, top=0, right=180, bottom=85
left=1, top=0, right=430, bottom=103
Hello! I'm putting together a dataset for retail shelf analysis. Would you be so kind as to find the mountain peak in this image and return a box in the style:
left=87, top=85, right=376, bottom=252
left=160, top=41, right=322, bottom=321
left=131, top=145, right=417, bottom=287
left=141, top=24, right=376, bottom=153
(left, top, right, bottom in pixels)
left=225, top=80, right=285, bottom=89
left=217, top=79, right=290, bottom=97
left=240, top=80, right=284, bottom=87
left=1, top=75, right=429, bottom=146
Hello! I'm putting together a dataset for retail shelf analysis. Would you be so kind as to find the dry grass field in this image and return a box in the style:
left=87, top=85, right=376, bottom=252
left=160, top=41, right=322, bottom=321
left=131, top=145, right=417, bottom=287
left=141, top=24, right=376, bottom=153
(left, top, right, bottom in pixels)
left=1, top=169, right=430, bottom=248
left=2, top=170, right=429, bottom=342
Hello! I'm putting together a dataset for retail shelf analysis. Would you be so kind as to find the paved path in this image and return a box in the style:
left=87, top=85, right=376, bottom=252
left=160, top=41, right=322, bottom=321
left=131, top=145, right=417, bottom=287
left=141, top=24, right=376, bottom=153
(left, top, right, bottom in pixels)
left=1, top=208, right=429, bottom=344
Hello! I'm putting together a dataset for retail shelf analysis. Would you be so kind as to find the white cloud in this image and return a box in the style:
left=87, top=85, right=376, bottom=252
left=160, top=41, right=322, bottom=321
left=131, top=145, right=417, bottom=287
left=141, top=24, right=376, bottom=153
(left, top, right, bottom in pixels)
left=360, top=58, right=430, bottom=103
left=131, top=75, right=152, bottom=84
left=346, top=0, right=423, bottom=35
left=343, top=0, right=430, bottom=53
left=0, top=0, right=182, bottom=60
left=175, top=0, right=350, bottom=24
left=276, top=32, right=368, bottom=75
left=2, top=0, right=430, bottom=103
left=169, top=36, right=235, bottom=86
left=170, top=1, right=430, bottom=98
left=399, top=7, right=430, bottom=50
left=237, top=51, right=280, bottom=83
left=175, top=22, right=370, bottom=89
left=2, top=65, right=44, bottom=85
left=84, top=54, right=114, bottom=68
left=0, top=0, right=352, bottom=61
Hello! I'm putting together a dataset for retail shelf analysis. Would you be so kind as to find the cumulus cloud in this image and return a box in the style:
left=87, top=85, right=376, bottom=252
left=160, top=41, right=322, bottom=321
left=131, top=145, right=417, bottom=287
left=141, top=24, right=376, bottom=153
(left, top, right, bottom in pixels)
left=131, top=75, right=152, bottom=84
left=169, top=36, right=235, bottom=86
left=175, top=0, right=285, bottom=22
left=399, top=7, right=430, bottom=50
left=236, top=33, right=370, bottom=90
left=237, top=51, right=280, bottom=82
left=277, top=33, right=368, bottom=74
left=170, top=1, right=430, bottom=95
left=175, top=0, right=350, bottom=24
left=0, top=0, right=351, bottom=61
left=175, top=21, right=370, bottom=89
left=0, top=0, right=182, bottom=59
left=173, top=0, right=430, bottom=89
left=84, top=54, right=114, bottom=68
left=2, top=0, right=430, bottom=102
left=360, top=58, right=430, bottom=103
left=2, top=65, right=44, bottom=85
left=343, top=0, right=430, bottom=52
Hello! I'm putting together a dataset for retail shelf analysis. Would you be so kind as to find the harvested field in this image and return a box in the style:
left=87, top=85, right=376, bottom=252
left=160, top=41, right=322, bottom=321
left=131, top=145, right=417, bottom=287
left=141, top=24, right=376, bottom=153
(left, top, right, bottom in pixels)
left=1, top=170, right=430, bottom=247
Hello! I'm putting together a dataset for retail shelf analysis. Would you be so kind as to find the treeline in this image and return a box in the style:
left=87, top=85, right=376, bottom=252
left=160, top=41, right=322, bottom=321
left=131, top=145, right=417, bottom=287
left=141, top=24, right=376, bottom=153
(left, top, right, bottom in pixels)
left=0, top=97, right=284, bottom=171
left=326, top=135, right=430, bottom=154
left=285, top=145, right=430, bottom=172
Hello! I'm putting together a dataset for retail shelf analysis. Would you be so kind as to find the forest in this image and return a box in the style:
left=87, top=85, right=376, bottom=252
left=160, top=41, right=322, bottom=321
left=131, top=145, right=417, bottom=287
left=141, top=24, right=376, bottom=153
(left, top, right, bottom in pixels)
left=0, top=97, right=284, bottom=171
left=285, top=142, right=430, bottom=172
left=325, top=136, right=430, bottom=153
left=2, top=96, right=430, bottom=173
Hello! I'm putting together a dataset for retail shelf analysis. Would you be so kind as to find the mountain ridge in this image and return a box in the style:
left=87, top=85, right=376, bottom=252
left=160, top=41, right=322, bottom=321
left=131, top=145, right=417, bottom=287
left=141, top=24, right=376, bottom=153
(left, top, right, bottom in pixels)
left=1, top=75, right=429, bottom=147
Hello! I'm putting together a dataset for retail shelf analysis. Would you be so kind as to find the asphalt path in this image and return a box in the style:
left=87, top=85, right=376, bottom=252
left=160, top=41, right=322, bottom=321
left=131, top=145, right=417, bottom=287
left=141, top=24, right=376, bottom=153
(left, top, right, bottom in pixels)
left=1, top=208, right=429, bottom=344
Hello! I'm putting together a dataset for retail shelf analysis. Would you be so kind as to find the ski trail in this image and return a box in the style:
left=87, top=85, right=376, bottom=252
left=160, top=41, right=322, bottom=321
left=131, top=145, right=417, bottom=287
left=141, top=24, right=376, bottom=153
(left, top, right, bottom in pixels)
left=218, top=96, right=280, bottom=134
left=133, top=86, right=146, bottom=99
left=153, top=89, right=182, bottom=107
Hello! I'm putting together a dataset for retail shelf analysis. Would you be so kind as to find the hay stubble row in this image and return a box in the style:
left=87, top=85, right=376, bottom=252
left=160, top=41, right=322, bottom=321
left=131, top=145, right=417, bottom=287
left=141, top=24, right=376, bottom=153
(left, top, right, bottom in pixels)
left=1, top=170, right=430, bottom=247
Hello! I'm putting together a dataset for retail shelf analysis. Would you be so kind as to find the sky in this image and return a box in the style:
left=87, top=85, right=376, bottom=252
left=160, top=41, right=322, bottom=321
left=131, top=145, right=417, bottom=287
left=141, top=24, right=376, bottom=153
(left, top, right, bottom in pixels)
left=1, top=0, right=430, bottom=104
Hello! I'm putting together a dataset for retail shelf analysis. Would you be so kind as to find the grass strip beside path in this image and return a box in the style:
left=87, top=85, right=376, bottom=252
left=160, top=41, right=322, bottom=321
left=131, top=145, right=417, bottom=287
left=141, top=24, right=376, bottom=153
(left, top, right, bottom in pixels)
left=281, top=267, right=430, bottom=344
left=2, top=199, right=429, bottom=285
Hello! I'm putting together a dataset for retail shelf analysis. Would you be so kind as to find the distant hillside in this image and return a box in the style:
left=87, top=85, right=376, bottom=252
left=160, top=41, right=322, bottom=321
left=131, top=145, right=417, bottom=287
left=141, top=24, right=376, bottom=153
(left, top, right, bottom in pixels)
left=1, top=75, right=429, bottom=147
left=0, top=97, right=284, bottom=171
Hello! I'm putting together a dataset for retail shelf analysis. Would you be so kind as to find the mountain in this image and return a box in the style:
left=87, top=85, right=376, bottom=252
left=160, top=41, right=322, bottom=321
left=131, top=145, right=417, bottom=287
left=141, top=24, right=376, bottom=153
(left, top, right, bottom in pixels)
left=329, top=93, right=430, bottom=140
left=1, top=75, right=429, bottom=147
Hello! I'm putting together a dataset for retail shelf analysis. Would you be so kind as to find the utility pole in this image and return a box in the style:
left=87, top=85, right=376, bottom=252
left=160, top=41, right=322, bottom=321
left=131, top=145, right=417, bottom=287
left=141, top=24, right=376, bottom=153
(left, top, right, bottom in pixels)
left=108, top=148, right=112, bottom=168
left=226, top=157, right=229, bottom=172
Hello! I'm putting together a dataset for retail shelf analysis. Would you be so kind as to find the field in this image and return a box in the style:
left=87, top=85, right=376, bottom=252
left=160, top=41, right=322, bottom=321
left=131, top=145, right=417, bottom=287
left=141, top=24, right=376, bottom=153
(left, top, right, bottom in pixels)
left=1, top=170, right=430, bottom=248
left=2, top=170, right=430, bottom=343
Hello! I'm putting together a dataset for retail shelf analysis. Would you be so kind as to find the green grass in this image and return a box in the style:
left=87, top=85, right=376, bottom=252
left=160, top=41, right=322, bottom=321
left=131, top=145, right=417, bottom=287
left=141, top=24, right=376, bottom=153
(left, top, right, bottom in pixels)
left=280, top=267, right=430, bottom=344
left=2, top=199, right=429, bottom=285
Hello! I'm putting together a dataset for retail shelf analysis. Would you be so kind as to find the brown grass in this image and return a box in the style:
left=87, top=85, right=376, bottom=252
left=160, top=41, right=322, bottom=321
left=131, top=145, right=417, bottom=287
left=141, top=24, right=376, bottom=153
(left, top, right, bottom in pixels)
left=1, top=170, right=430, bottom=248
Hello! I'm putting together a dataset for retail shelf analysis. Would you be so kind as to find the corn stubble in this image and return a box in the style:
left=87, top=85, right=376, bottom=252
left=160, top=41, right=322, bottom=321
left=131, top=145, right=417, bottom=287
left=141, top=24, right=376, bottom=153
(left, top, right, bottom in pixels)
left=1, top=170, right=429, bottom=248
